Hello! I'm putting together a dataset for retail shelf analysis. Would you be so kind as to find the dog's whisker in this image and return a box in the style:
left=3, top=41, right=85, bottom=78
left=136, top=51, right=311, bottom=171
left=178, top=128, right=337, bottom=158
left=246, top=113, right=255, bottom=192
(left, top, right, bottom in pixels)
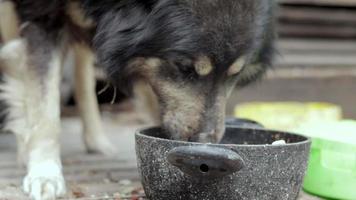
left=110, top=86, right=117, bottom=104
left=98, top=82, right=111, bottom=95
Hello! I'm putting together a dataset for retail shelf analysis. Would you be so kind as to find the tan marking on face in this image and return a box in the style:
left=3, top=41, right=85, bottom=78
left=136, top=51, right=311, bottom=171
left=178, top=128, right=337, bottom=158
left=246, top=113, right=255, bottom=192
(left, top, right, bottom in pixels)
left=124, top=57, right=162, bottom=79
left=130, top=57, right=162, bottom=70
left=67, top=1, right=95, bottom=28
left=145, top=58, right=162, bottom=69
left=159, top=81, right=205, bottom=140
left=228, top=56, right=246, bottom=76
left=145, top=66, right=204, bottom=140
left=127, top=57, right=206, bottom=141
left=194, top=56, right=213, bottom=76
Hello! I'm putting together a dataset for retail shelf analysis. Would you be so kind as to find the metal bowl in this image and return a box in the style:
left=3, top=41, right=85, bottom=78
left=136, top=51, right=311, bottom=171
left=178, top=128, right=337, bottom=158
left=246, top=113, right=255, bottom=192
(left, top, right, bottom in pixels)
left=135, top=126, right=311, bottom=200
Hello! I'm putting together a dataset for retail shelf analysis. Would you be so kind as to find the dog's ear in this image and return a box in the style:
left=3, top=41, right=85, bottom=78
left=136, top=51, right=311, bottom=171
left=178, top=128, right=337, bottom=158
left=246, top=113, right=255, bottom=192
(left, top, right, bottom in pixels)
left=91, top=2, right=154, bottom=95
left=90, top=0, right=201, bottom=94
left=235, top=34, right=275, bottom=87
left=235, top=5, right=276, bottom=87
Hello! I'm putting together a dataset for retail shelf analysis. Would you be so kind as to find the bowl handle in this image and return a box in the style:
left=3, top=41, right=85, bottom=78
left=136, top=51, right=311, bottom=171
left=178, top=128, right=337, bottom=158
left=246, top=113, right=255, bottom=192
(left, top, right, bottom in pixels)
left=167, top=145, right=245, bottom=179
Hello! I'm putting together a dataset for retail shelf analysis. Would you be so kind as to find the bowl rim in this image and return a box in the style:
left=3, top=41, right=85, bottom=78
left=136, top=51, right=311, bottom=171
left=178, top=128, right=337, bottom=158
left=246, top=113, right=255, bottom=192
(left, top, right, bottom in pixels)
left=135, top=126, right=312, bottom=148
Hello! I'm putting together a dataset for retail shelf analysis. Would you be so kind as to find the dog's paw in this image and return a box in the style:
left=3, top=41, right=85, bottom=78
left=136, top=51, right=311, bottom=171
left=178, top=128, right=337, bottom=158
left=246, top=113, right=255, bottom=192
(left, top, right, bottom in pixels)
left=84, top=134, right=117, bottom=156
left=23, top=161, right=66, bottom=200
left=23, top=176, right=66, bottom=200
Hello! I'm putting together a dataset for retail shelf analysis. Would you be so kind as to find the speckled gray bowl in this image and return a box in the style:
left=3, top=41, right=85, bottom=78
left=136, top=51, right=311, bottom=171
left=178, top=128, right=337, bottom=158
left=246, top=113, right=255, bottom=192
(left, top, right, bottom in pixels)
left=135, top=127, right=311, bottom=200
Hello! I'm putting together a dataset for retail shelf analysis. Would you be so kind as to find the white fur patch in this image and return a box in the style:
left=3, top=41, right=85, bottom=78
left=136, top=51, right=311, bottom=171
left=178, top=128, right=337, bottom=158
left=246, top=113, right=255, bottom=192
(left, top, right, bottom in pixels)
left=0, top=40, right=28, bottom=75
left=0, top=39, right=66, bottom=199
left=24, top=160, right=66, bottom=200
left=0, top=40, right=29, bottom=140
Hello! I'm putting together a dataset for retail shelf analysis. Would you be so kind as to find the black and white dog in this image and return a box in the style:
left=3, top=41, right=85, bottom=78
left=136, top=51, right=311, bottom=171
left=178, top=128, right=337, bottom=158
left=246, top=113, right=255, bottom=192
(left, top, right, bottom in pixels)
left=0, top=0, right=275, bottom=199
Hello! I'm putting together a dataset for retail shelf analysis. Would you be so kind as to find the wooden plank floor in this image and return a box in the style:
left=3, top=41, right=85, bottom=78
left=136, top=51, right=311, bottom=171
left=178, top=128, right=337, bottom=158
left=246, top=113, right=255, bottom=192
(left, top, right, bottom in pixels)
left=279, top=0, right=356, bottom=7
left=0, top=116, right=146, bottom=200
left=0, top=115, right=323, bottom=200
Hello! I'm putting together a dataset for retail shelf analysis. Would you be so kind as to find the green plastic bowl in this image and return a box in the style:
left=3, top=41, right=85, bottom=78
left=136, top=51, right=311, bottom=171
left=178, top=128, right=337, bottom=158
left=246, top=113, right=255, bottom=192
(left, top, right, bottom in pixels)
left=296, top=120, right=356, bottom=200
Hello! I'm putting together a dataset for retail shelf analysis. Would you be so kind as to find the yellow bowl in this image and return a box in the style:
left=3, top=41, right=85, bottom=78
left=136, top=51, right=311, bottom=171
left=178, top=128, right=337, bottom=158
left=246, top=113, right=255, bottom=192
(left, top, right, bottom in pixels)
left=234, top=102, right=342, bottom=131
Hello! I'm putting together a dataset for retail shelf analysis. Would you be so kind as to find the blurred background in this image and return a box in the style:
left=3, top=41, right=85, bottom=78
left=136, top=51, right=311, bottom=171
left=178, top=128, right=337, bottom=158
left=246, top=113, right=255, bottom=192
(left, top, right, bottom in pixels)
left=229, top=0, right=356, bottom=118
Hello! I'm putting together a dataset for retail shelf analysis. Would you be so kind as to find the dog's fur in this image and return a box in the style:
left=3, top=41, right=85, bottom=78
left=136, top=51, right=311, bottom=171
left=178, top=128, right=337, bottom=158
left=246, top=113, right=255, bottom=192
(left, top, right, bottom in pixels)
left=0, top=0, right=275, bottom=199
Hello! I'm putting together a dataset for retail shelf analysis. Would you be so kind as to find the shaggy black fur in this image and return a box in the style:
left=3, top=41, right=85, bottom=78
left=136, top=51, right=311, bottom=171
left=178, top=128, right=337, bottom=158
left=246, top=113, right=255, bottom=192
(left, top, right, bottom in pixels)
left=9, top=0, right=275, bottom=94
left=87, top=0, right=203, bottom=92
left=14, top=0, right=66, bottom=37
left=83, top=0, right=275, bottom=93
left=2, top=0, right=276, bottom=141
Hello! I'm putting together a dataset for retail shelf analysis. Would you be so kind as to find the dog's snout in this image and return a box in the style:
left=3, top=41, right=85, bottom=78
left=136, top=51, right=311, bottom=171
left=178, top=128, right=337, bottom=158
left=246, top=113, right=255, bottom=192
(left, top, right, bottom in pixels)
left=162, top=113, right=225, bottom=143
left=196, top=124, right=225, bottom=143
left=196, top=130, right=218, bottom=143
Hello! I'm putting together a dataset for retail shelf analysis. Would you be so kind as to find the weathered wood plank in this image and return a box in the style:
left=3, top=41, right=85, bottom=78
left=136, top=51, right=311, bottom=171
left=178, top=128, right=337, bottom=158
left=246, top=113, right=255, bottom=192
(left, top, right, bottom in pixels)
left=228, top=75, right=356, bottom=118
left=277, top=39, right=356, bottom=53
left=276, top=53, right=356, bottom=67
left=0, top=171, right=140, bottom=185
left=279, top=23, right=356, bottom=38
left=279, top=6, right=356, bottom=25
left=279, top=0, right=356, bottom=7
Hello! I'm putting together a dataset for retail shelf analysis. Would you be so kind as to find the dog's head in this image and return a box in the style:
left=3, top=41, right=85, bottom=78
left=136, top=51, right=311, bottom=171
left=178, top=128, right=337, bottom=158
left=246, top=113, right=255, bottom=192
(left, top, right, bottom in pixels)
left=89, top=0, right=275, bottom=142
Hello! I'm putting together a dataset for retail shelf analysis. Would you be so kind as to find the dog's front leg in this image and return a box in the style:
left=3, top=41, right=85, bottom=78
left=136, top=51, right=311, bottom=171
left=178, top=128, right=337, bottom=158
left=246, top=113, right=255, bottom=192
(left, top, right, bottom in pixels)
left=73, top=42, right=116, bottom=156
left=0, top=34, right=65, bottom=199
left=0, top=0, right=20, bottom=43
left=133, top=81, right=160, bottom=125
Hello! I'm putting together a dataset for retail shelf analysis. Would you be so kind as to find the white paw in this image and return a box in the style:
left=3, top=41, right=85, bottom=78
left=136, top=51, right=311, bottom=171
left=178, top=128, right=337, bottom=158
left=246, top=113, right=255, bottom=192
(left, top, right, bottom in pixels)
left=84, top=134, right=117, bottom=156
left=23, top=161, right=66, bottom=200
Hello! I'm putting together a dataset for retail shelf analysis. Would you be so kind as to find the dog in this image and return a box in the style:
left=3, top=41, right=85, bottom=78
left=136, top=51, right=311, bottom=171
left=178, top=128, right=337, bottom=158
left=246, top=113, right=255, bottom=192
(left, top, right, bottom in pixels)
left=0, top=0, right=275, bottom=199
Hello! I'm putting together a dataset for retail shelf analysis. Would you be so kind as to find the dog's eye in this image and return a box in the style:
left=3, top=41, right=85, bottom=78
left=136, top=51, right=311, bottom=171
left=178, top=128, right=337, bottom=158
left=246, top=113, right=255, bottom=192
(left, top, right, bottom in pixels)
left=172, top=58, right=197, bottom=77
left=176, top=62, right=195, bottom=75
